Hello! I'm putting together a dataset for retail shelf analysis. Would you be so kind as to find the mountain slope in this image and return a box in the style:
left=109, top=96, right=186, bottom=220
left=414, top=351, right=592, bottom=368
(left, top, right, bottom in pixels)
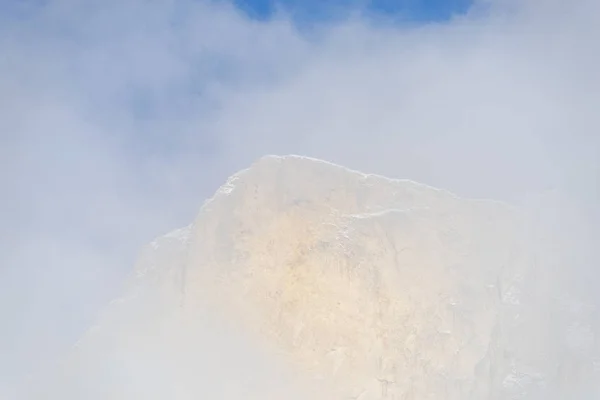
left=44, top=155, right=599, bottom=399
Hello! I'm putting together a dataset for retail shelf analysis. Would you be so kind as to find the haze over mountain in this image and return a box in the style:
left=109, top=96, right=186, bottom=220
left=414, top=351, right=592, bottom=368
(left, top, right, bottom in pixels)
left=4, top=0, right=600, bottom=396
left=32, top=155, right=599, bottom=400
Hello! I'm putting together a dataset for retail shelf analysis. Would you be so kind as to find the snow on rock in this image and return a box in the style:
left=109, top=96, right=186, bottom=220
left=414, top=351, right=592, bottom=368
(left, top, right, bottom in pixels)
left=39, top=155, right=600, bottom=400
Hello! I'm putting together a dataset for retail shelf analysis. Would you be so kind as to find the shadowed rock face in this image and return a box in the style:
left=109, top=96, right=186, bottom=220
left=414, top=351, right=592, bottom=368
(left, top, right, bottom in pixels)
left=43, top=156, right=599, bottom=399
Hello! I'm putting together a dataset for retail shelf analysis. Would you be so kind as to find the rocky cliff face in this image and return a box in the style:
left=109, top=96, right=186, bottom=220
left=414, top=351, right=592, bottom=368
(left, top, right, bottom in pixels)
left=44, top=155, right=599, bottom=399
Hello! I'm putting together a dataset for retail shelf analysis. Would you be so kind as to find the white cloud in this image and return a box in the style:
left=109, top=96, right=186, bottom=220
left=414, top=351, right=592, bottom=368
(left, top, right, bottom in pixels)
left=1, top=0, right=599, bottom=395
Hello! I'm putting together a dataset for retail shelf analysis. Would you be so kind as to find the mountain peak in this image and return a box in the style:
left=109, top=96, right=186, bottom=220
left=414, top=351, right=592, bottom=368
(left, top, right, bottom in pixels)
left=41, top=156, right=600, bottom=400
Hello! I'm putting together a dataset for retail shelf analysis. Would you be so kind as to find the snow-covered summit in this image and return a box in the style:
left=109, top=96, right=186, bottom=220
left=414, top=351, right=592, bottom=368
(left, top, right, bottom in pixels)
left=42, top=155, right=600, bottom=400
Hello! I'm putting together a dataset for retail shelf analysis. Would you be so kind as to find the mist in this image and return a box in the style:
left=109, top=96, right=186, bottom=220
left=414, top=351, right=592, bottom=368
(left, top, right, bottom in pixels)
left=1, top=0, right=599, bottom=397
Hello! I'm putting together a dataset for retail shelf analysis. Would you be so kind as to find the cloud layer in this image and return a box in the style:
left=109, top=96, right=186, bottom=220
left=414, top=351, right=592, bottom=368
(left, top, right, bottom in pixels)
left=1, top=0, right=599, bottom=395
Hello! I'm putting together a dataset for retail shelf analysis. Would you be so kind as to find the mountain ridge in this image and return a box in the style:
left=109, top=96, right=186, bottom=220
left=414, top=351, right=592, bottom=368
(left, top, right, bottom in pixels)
left=37, top=155, right=599, bottom=400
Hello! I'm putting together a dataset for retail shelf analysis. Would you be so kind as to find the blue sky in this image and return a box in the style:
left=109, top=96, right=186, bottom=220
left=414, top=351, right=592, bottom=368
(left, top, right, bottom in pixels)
left=233, top=0, right=472, bottom=23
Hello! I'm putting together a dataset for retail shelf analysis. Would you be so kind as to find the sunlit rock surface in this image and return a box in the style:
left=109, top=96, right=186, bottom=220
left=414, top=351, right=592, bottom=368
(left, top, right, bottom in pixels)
left=44, top=155, right=599, bottom=399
